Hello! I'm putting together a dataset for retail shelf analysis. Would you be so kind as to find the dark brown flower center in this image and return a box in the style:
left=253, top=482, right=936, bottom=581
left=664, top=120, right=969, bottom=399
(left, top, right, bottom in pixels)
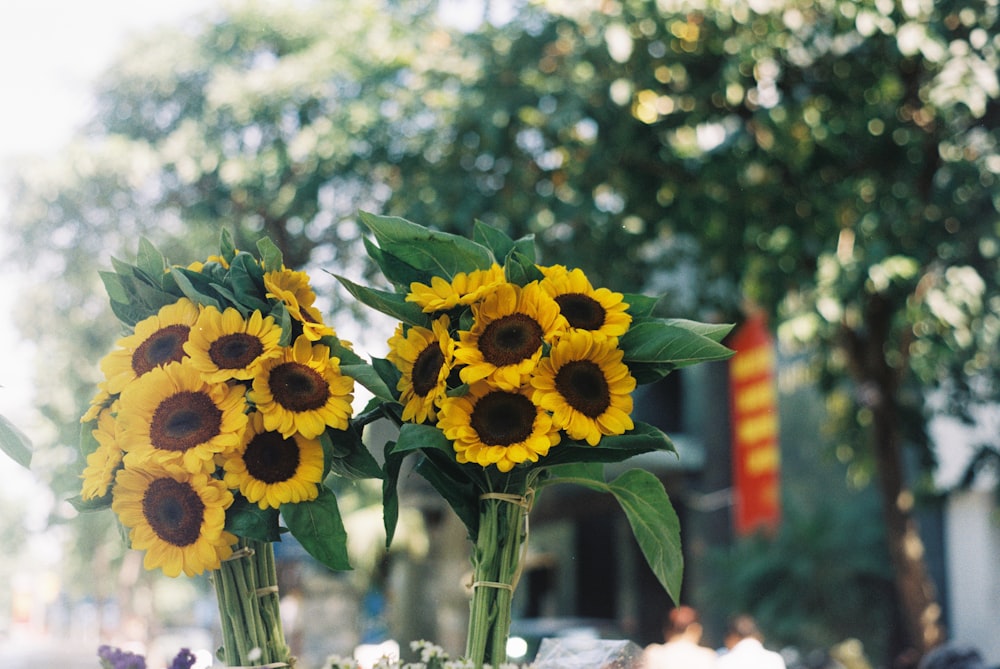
left=412, top=344, right=445, bottom=397
left=478, top=314, right=543, bottom=367
left=243, top=431, right=301, bottom=484
left=143, top=477, right=205, bottom=547
left=470, top=391, right=536, bottom=446
left=150, top=391, right=223, bottom=451
left=269, top=362, right=330, bottom=412
left=555, top=294, right=606, bottom=331
left=209, top=333, right=264, bottom=370
left=132, top=325, right=190, bottom=375
left=555, top=360, right=610, bottom=418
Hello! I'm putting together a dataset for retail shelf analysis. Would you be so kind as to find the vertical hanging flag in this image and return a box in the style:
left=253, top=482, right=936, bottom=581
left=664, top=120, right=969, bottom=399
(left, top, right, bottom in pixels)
left=728, top=312, right=781, bottom=536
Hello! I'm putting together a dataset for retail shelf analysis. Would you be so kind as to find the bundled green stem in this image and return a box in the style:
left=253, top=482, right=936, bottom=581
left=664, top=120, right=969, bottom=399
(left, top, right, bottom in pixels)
left=213, top=538, right=292, bottom=668
left=465, top=489, right=532, bottom=669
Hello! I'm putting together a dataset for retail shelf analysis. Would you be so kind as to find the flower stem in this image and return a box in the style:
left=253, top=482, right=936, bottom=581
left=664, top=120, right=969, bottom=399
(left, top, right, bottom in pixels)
left=465, top=488, right=530, bottom=669
left=213, top=539, right=292, bottom=667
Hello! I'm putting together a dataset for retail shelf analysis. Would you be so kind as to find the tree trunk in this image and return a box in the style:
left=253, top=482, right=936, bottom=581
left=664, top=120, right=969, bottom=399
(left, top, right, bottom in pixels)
left=852, top=294, right=944, bottom=655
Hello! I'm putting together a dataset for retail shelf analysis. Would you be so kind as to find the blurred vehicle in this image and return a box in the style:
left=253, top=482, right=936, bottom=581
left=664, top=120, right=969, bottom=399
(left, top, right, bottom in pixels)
left=507, top=617, right=623, bottom=662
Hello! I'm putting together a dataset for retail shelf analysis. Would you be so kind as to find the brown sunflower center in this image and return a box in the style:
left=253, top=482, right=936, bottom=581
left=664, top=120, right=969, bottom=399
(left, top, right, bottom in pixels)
left=209, top=333, right=264, bottom=370
left=269, top=362, right=330, bottom=412
left=142, top=477, right=205, bottom=547
left=479, top=314, right=543, bottom=367
left=470, top=391, right=536, bottom=446
left=555, top=294, right=606, bottom=331
left=132, top=325, right=190, bottom=375
left=244, top=431, right=301, bottom=484
left=412, top=344, right=445, bottom=397
left=555, top=360, right=611, bottom=418
left=150, top=391, right=223, bottom=452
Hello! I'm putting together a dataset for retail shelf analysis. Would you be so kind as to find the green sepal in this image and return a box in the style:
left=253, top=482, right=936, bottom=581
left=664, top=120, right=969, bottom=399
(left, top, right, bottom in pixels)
left=282, top=486, right=352, bottom=571
left=225, top=495, right=283, bottom=542
left=0, top=414, right=32, bottom=470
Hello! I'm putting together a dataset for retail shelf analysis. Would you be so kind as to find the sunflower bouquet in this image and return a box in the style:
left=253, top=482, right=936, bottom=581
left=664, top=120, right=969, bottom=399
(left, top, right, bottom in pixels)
left=76, top=232, right=382, bottom=668
left=338, top=213, right=734, bottom=668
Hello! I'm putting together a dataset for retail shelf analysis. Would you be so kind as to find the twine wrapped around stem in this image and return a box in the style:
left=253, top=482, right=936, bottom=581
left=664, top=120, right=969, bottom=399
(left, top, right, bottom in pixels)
left=212, top=538, right=293, bottom=668
left=465, top=488, right=534, bottom=669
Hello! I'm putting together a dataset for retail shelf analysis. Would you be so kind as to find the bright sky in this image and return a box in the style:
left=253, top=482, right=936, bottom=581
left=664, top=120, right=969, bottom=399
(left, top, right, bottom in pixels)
left=0, top=0, right=218, bottom=496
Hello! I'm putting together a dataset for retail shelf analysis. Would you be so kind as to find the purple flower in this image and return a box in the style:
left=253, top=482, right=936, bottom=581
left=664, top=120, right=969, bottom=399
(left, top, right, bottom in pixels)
left=97, top=644, right=146, bottom=669
left=168, top=648, right=197, bottom=669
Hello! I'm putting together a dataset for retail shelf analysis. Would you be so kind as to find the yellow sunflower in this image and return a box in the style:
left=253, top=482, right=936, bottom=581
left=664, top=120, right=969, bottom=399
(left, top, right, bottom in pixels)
left=80, top=404, right=124, bottom=500
left=264, top=268, right=335, bottom=341
left=531, top=329, right=636, bottom=446
left=387, top=316, right=455, bottom=424
left=112, top=462, right=236, bottom=577
left=184, top=306, right=283, bottom=383
left=222, top=411, right=325, bottom=509
left=117, top=361, right=248, bottom=474
left=100, top=298, right=201, bottom=394
left=405, top=264, right=506, bottom=313
left=248, top=335, right=354, bottom=439
left=438, top=382, right=561, bottom=473
left=455, top=281, right=567, bottom=391
left=80, top=384, right=114, bottom=424
left=538, top=265, right=631, bottom=338
left=185, top=251, right=234, bottom=272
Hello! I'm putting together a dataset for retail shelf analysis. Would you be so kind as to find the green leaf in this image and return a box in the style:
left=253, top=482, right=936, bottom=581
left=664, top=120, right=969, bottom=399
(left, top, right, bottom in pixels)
left=414, top=450, right=480, bottom=538
left=550, top=467, right=683, bottom=604
left=282, top=486, right=352, bottom=571
left=393, top=422, right=453, bottom=455
left=620, top=321, right=734, bottom=370
left=607, top=470, right=683, bottom=604
left=170, top=268, right=222, bottom=310
left=0, top=414, right=31, bottom=469
left=370, top=357, right=402, bottom=399
left=472, top=220, right=514, bottom=261
left=504, top=250, right=544, bottom=286
left=225, top=495, right=283, bottom=542
left=256, top=237, right=284, bottom=272
left=623, top=293, right=661, bottom=318
left=359, top=211, right=494, bottom=279
left=537, top=422, right=675, bottom=468
left=136, top=238, right=168, bottom=287
left=219, top=228, right=238, bottom=264
left=228, top=253, right=270, bottom=313
left=326, top=426, right=384, bottom=480
left=382, top=440, right=403, bottom=548
left=662, top=318, right=735, bottom=344
left=68, top=493, right=112, bottom=513
left=334, top=275, right=429, bottom=326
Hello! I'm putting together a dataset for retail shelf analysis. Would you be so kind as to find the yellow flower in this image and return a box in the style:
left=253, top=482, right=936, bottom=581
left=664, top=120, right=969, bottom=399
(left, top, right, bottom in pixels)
left=531, top=330, right=636, bottom=446
left=184, top=307, right=283, bottom=383
left=249, top=335, right=354, bottom=439
left=455, top=282, right=567, bottom=391
left=538, top=265, right=631, bottom=338
left=438, top=382, right=561, bottom=472
left=222, top=411, right=325, bottom=509
left=80, top=404, right=124, bottom=500
left=80, top=384, right=114, bottom=424
left=387, top=316, right=455, bottom=424
left=185, top=252, right=234, bottom=272
left=112, top=462, right=236, bottom=577
left=100, top=298, right=201, bottom=394
left=264, top=268, right=335, bottom=341
left=405, top=264, right=506, bottom=313
left=117, top=361, right=248, bottom=474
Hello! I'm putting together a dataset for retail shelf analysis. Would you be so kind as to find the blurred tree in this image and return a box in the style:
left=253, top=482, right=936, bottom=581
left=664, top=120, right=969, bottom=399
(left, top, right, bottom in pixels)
left=5, top=0, right=999, bottom=659
left=375, top=0, right=999, bottom=656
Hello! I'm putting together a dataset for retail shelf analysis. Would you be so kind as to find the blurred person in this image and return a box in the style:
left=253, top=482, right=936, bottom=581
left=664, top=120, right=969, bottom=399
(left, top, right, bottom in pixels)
left=641, top=605, right=717, bottom=669
left=718, top=614, right=786, bottom=669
